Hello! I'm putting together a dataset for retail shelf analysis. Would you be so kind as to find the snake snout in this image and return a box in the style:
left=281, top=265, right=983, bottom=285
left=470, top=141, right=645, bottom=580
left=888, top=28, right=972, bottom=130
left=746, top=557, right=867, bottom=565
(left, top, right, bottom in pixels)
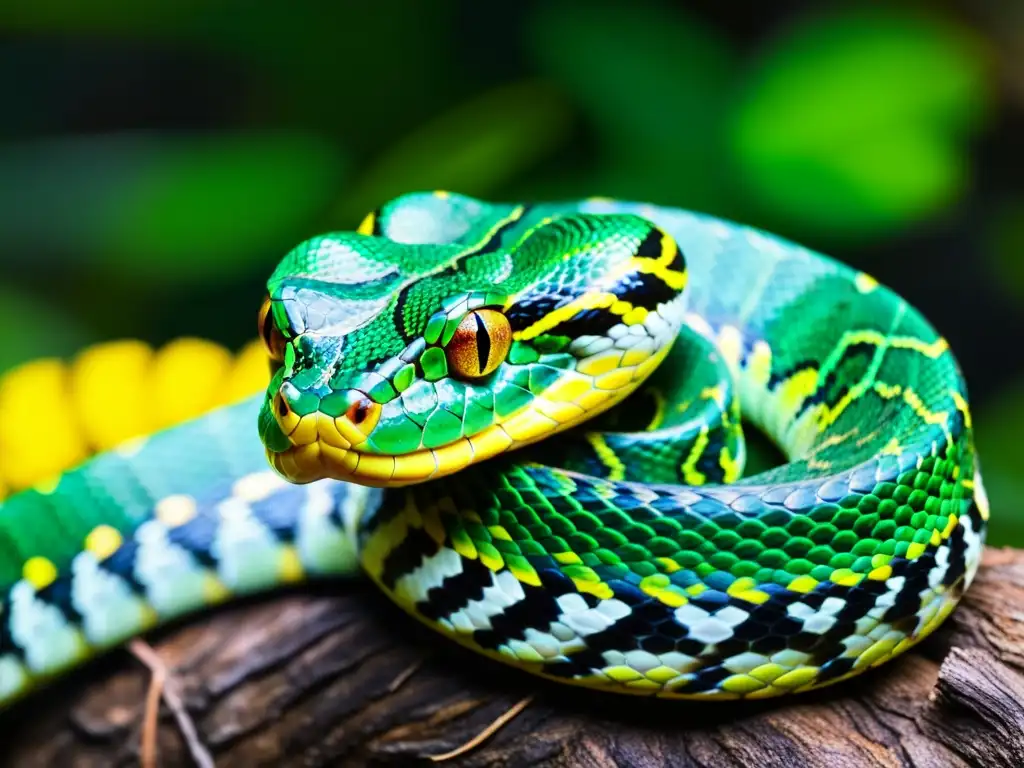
left=272, top=383, right=302, bottom=435
left=328, top=389, right=381, bottom=447
left=274, top=382, right=382, bottom=448
left=271, top=381, right=329, bottom=448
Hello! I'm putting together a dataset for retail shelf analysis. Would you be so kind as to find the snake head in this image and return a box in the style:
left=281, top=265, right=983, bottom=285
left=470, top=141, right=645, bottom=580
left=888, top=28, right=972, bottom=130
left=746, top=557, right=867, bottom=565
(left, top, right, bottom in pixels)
left=258, top=192, right=689, bottom=488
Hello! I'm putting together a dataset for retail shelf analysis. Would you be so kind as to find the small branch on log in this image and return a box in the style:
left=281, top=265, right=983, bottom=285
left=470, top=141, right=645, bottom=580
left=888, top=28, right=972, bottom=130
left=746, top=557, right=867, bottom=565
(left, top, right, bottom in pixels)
left=426, top=696, right=534, bottom=763
left=128, top=640, right=215, bottom=768
left=4, top=547, right=1024, bottom=767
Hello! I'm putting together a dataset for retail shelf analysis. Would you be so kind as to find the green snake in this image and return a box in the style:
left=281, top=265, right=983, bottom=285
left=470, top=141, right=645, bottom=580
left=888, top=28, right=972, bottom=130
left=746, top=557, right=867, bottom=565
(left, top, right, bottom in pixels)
left=0, top=191, right=987, bottom=705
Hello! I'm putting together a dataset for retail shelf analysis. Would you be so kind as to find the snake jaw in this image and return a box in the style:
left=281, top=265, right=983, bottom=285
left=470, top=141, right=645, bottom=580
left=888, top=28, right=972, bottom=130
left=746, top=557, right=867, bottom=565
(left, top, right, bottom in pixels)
left=265, top=290, right=689, bottom=489
left=267, top=344, right=676, bottom=489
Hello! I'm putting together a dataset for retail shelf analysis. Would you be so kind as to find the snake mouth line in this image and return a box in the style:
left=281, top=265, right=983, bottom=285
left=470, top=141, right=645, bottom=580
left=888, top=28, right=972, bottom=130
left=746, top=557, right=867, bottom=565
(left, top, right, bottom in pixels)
left=267, top=421, right=514, bottom=488
left=269, top=393, right=611, bottom=487
left=268, top=343, right=675, bottom=488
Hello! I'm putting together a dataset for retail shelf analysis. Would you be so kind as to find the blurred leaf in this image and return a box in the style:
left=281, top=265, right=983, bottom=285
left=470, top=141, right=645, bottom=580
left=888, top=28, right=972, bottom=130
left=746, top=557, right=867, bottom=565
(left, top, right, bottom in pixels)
left=335, top=81, right=573, bottom=224
left=190, top=1, right=459, bottom=154
left=0, top=0, right=207, bottom=33
left=742, top=424, right=786, bottom=477
left=989, top=198, right=1024, bottom=299
left=528, top=0, right=734, bottom=208
left=730, top=8, right=993, bottom=239
left=0, top=131, right=345, bottom=282
left=96, top=132, right=344, bottom=279
left=0, top=287, right=95, bottom=375
left=973, top=384, right=1024, bottom=547
left=0, top=0, right=458, bottom=156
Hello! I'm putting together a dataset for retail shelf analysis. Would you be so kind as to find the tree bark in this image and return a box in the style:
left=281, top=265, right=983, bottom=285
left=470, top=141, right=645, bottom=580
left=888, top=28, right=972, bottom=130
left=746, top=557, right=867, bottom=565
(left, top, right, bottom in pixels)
left=4, top=547, right=1024, bottom=768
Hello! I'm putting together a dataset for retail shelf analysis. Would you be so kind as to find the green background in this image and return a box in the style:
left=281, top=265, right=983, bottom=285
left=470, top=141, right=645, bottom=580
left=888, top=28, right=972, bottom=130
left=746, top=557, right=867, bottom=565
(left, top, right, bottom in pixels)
left=1, top=0, right=1022, bottom=544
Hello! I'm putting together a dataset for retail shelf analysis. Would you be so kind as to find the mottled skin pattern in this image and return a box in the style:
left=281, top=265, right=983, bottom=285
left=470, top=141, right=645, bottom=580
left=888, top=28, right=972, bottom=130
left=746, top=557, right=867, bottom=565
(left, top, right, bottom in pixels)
left=0, top=192, right=987, bottom=706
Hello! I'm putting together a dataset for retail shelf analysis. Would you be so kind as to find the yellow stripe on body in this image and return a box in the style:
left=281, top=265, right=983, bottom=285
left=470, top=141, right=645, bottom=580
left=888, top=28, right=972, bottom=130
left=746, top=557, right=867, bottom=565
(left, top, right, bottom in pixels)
left=951, top=389, right=973, bottom=429
left=680, top=426, right=711, bottom=486
left=585, top=433, right=626, bottom=481
left=512, top=291, right=631, bottom=342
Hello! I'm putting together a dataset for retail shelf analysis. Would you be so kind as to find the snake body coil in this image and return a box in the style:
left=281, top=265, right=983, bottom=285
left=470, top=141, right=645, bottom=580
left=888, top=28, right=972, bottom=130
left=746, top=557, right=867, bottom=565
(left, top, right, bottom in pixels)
left=0, top=192, right=986, bottom=704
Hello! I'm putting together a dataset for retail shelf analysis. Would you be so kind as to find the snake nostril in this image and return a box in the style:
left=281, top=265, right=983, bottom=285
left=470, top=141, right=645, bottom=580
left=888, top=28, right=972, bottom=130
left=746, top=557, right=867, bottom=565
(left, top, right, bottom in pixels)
left=345, top=395, right=375, bottom=425
left=275, top=392, right=291, bottom=419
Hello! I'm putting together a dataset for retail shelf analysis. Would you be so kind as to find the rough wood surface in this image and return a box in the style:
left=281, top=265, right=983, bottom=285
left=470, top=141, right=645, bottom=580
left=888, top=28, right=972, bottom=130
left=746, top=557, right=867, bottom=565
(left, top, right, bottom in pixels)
left=4, top=547, right=1024, bottom=768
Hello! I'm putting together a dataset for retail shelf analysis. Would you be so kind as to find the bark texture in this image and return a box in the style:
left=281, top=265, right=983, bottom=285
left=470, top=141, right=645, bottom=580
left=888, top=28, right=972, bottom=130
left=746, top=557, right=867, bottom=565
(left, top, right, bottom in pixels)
left=4, top=547, right=1024, bottom=768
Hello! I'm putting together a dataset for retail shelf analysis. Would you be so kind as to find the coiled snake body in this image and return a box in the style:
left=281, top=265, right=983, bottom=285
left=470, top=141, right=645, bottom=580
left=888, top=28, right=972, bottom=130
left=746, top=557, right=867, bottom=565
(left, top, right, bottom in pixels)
left=0, top=192, right=987, bottom=704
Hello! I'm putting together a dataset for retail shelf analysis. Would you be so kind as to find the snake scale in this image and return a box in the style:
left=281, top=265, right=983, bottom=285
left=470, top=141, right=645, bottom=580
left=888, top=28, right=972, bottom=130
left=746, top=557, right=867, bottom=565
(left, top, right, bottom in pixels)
left=0, top=191, right=987, bottom=705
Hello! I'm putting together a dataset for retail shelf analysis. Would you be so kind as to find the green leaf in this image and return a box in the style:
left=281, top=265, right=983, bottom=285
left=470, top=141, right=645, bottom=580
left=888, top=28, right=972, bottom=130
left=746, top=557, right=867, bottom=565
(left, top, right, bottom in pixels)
left=973, top=385, right=1024, bottom=548
left=335, top=81, right=573, bottom=224
left=0, top=131, right=345, bottom=282
left=527, top=0, right=734, bottom=209
left=0, top=287, right=95, bottom=375
left=729, top=8, right=992, bottom=239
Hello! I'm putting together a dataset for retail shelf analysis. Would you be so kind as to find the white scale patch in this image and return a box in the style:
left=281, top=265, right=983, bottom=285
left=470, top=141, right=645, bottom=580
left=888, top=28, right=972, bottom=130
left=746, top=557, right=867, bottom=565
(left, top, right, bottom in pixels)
left=8, top=582, right=86, bottom=675
left=908, top=533, right=963, bottom=638
left=927, top=542, right=951, bottom=591
left=494, top=595, right=633, bottom=665
left=133, top=519, right=218, bottom=619
left=392, top=545, right=463, bottom=607
left=642, top=310, right=673, bottom=345
left=556, top=593, right=631, bottom=636
left=960, top=514, right=984, bottom=590
left=440, top=569, right=525, bottom=635
left=787, top=595, right=846, bottom=635
left=568, top=335, right=614, bottom=357
left=672, top=603, right=749, bottom=646
left=866, top=576, right=905, bottom=622
left=70, top=552, right=152, bottom=647
left=211, top=497, right=291, bottom=594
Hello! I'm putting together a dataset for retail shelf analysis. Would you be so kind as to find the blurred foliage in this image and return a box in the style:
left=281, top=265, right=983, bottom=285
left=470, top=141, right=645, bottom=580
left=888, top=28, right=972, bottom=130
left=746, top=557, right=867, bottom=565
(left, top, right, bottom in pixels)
left=0, top=0, right=1022, bottom=544
left=0, top=132, right=345, bottom=281
left=334, top=81, right=574, bottom=223
left=974, top=386, right=1024, bottom=547
left=990, top=198, right=1024, bottom=300
left=730, top=9, right=992, bottom=239
left=527, top=1, right=735, bottom=208
left=0, top=288, right=94, bottom=375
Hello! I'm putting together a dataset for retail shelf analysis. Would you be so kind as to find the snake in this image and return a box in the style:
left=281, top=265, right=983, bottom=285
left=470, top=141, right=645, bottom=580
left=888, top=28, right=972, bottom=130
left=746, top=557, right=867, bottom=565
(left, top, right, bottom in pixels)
left=0, top=191, right=988, bottom=706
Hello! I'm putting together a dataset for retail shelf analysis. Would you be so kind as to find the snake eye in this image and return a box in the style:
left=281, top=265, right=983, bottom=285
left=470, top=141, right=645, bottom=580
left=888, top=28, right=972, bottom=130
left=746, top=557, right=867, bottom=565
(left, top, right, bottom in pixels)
left=258, top=296, right=288, bottom=363
left=445, top=309, right=512, bottom=379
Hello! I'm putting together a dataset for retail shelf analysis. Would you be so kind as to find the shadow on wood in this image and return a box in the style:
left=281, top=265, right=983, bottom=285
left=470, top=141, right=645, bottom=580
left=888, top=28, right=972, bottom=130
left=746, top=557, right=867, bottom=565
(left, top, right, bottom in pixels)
left=4, top=548, right=1024, bottom=767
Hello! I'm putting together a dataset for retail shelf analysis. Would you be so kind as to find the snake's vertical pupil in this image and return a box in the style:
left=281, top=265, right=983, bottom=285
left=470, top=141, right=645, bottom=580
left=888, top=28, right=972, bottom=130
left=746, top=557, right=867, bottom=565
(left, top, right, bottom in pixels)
left=474, top=312, right=491, bottom=372
left=446, top=309, right=512, bottom=379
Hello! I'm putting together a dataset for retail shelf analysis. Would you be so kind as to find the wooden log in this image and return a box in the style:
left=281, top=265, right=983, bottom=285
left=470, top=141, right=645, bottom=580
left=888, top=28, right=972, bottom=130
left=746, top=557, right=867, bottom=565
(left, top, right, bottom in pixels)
left=4, top=547, right=1024, bottom=767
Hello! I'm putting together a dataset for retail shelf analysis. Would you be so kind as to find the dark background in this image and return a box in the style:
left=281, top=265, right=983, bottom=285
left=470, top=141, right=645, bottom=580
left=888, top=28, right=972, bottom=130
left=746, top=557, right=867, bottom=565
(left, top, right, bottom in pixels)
left=1, top=0, right=1021, bottom=542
